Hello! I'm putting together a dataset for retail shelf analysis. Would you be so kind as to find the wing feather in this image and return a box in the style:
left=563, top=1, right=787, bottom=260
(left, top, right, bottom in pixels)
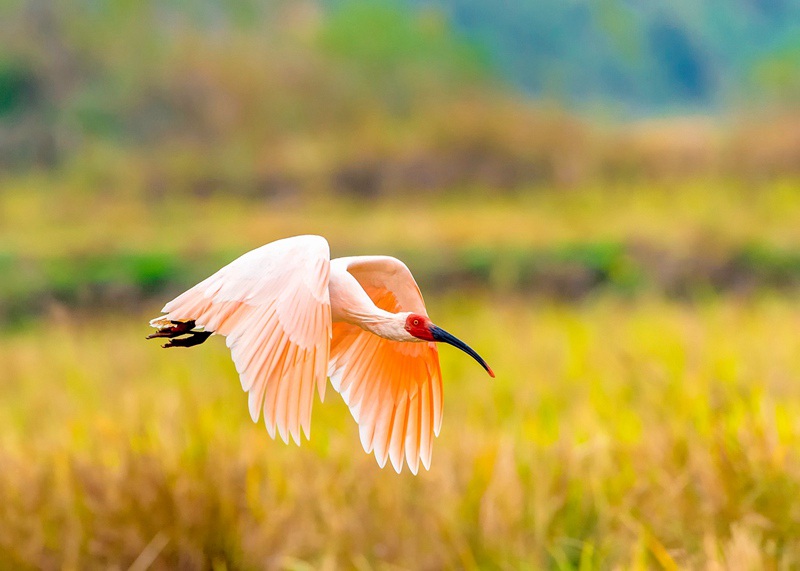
left=156, top=235, right=331, bottom=444
left=328, top=256, right=443, bottom=474
left=406, top=390, right=421, bottom=474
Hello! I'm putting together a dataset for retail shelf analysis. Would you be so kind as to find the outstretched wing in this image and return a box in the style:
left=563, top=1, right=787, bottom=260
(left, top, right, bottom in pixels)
left=158, top=235, right=331, bottom=445
left=328, top=256, right=443, bottom=474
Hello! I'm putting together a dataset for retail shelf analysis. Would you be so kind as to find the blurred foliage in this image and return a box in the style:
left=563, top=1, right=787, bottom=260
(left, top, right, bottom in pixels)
left=0, top=0, right=798, bottom=189
left=319, top=2, right=486, bottom=99
left=415, top=0, right=800, bottom=108
left=0, top=58, right=40, bottom=117
left=5, top=298, right=800, bottom=567
left=753, top=40, right=800, bottom=105
left=3, top=177, right=800, bottom=324
left=12, top=239, right=800, bottom=326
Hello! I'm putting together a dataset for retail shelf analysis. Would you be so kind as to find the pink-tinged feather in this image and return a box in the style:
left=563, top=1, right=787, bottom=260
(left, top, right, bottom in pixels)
left=326, top=256, right=443, bottom=473
left=389, top=394, right=409, bottom=473
left=272, top=343, right=296, bottom=443
left=405, top=393, right=421, bottom=475
left=420, top=377, right=433, bottom=470
left=155, top=235, right=331, bottom=445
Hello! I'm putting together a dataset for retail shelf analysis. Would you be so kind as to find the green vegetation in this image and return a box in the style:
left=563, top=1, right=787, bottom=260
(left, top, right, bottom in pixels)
left=1, top=0, right=799, bottom=189
left=423, top=0, right=800, bottom=108
left=5, top=177, right=800, bottom=330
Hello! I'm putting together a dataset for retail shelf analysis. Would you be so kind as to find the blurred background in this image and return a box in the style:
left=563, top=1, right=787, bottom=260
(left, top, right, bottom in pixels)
left=2, top=0, right=800, bottom=568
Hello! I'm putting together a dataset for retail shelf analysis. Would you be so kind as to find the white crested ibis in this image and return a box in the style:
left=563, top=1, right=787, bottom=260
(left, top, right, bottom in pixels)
left=148, top=235, right=493, bottom=473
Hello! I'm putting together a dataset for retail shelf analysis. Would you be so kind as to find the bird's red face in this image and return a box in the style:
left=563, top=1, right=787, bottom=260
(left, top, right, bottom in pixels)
left=404, top=313, right=495, bottom=377
left=404, top=314, right=435, bottom=341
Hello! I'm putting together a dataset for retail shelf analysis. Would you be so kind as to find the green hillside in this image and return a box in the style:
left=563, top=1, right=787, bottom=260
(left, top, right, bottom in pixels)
left=407, top=0, right=800, bottom=110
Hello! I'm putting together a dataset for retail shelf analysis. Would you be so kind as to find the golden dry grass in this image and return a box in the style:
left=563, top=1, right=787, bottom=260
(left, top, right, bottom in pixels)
left=3, top=178, right=800, bottom=259
left=4, top=295, right=800, bottom=568
left=3, top=176, right=800, bottom=568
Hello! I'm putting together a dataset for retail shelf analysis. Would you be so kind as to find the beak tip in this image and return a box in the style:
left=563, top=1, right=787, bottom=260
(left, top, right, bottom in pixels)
left=487, top=366, right=495, bottom=378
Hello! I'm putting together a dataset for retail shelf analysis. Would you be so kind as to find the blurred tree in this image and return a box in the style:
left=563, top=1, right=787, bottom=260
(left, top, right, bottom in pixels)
left=409, top=0, right=800, bottom=110
left=0, top=60, right=40, bottom=118
left=752, top=41, right=800, bottom=105
left=318, top=0, right=487, bottom=114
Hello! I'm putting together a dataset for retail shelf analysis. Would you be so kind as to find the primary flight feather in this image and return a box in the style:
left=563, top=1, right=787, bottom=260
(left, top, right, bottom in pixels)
left=147, top=235, right=493, bottom=474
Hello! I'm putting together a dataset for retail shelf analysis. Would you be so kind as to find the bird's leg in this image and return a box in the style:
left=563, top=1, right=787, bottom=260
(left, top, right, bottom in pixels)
left=161, top=331, right=212, bottom=349
left=146, top=320, right=197, bottom=339
left=147, top=320, right=214, bottom=348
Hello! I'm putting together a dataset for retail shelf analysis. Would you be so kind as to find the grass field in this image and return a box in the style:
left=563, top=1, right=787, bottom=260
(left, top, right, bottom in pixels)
left=4, top=293, right=800, bottom=569
left=4, top=177, right=800, bottom=257
left=4, top=178, right=800, bottom=568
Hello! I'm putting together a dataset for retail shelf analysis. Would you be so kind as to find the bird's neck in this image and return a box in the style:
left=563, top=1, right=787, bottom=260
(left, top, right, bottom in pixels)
left=349, top=310, right=418, bottom=342
left=328, top=268, right=418, bottom=342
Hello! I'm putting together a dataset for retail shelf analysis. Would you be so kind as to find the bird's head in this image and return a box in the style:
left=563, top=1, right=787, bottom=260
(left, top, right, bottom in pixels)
left=404, top=313, right=495, bottom=378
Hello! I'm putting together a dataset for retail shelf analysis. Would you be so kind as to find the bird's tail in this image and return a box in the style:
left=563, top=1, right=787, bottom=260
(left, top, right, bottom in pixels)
left=150, top=315, right=206, bottom=329
left=149, top=315, right=175, bottom=329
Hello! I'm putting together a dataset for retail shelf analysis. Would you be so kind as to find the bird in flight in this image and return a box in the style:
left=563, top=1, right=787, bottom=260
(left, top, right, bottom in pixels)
left=147, top=235, right=493, bottom=473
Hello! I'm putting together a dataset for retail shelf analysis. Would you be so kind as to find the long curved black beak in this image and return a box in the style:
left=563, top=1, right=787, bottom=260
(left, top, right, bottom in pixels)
left=430, top=326, right=495, bottom=377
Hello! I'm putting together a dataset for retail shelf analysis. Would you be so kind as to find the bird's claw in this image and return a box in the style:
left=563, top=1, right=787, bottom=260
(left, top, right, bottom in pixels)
left=160, top=331, right=212, bottom=348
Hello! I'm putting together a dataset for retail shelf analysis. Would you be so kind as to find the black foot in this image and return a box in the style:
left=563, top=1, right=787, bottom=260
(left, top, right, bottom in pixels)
left=161, top=331, right=213, bottom=348
left=147, top=320, right=213, bottom=348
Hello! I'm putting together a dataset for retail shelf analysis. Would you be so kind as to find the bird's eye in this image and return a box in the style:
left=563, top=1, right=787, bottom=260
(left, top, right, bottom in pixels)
left=413, top=319, right=419, bottom=326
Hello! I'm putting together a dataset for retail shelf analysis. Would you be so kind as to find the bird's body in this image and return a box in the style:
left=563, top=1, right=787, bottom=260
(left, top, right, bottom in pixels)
left=148, top=235, right=492, bottom=473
